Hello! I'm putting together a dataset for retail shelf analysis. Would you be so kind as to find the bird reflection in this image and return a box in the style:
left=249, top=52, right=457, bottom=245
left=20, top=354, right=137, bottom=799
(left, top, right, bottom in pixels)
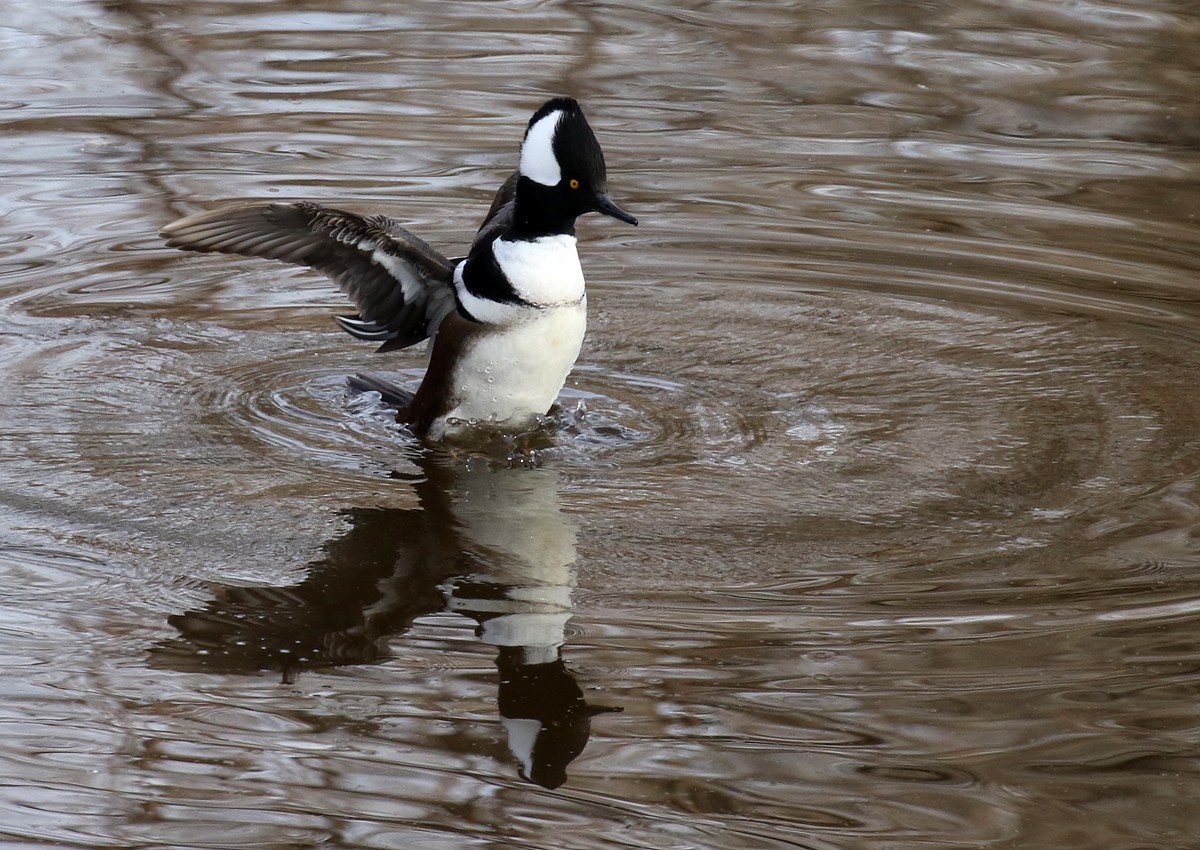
left=152, top=449, right=620, bottom=789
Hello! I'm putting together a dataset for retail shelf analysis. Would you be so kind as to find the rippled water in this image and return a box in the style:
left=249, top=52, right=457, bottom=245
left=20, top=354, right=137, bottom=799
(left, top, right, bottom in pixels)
left=3, top=0, right=1200, bottom=847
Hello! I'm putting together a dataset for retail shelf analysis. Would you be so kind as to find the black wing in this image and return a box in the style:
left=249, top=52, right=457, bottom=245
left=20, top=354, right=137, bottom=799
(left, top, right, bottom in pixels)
left=471, top=171, right=518, bottom=252
left=161, top=201, right=458, bottom=351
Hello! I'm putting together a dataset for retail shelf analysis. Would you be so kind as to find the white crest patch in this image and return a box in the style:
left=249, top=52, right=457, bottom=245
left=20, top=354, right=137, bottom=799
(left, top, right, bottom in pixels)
left=519, top=110, right=563, bottom=186
left=502, top=717, right=541, bottom=778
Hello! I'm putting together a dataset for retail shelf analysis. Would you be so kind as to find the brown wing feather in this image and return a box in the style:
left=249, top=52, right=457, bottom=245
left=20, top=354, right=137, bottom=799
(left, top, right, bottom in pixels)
left=161, top=202, right=457, bottom=350
left=471, top=171, right=518, bottom=252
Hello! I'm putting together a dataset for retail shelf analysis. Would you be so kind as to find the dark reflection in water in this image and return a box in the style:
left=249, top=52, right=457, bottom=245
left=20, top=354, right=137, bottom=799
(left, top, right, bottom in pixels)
left=154, top=450, right=620, bottom=789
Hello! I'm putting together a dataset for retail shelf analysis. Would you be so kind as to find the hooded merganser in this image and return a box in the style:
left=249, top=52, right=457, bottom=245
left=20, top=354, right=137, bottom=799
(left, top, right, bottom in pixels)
left=161, top=97, right=637, bottom=440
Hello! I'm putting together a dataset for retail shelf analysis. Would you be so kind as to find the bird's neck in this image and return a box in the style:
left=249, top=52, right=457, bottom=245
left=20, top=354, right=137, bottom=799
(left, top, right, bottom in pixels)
left=509, top=179, right=577, bottom=241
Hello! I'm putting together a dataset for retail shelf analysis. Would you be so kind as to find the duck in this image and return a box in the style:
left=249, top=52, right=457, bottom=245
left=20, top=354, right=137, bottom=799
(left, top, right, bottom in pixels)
left=161, top=97, right=637, bottom=440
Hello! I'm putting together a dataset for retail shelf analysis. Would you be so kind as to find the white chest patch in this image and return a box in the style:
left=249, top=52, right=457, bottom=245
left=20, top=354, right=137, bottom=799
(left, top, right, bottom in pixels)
left=453, top=235, right=585, bottom=327
left=438, top=299, right=587, bottom=434
left=492, top=235, right=585, bottom=307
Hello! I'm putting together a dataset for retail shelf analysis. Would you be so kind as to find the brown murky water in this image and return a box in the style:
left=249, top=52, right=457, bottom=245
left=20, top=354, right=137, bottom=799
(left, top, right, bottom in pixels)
left=3, top=0, right=1200, bottom=847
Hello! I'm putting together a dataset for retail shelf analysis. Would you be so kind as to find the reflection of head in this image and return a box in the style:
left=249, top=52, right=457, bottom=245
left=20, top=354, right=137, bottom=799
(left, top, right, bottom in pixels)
left=497, top=649, right=622, bottom=790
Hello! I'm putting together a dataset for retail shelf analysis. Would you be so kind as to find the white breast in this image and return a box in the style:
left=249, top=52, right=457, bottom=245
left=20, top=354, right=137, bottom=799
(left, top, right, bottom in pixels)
left=434, top=233, right=588, bottom=437
left=436, top=299, right=587, bottom=436
left=492, top=235, right=585, bottom=308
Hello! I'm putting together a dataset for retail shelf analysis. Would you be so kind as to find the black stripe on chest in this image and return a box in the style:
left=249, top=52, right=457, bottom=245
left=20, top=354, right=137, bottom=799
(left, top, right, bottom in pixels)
left=460, top=245, right=535, bottom=309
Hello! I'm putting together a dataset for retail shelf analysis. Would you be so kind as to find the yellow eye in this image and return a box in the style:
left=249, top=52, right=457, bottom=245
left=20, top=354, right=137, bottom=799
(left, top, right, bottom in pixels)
left=568, top=178, right=580, bottom=189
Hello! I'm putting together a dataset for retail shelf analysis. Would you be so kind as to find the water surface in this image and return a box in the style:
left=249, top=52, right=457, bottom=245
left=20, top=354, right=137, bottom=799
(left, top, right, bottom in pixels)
left=3, top=1, right=1200, bottom=847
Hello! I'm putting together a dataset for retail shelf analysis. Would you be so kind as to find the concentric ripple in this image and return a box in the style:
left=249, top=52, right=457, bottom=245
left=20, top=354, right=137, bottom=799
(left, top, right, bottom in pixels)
left=26, top=277, right=1193, bottom=568
left=186, top=352, right=424, bottom=479
left=557, top=283, right=1200, bottom=556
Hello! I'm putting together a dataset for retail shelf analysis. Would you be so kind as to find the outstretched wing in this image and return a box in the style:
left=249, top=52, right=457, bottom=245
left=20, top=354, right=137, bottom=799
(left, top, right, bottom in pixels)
left=161, top=201, right=458, bottom=351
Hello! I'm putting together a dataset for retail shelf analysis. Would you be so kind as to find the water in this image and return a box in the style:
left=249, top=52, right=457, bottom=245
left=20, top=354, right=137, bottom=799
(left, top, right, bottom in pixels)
left=3, top=0, right=1200, bottom=846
